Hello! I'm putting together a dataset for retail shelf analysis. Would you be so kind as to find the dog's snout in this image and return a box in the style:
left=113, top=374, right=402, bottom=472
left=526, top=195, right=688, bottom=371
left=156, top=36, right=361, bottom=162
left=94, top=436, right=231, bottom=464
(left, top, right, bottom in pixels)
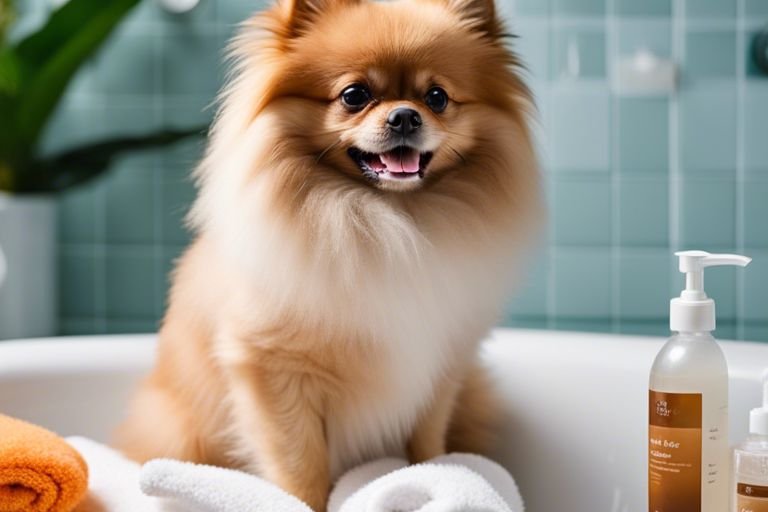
left=386, top=108, right=422, bottom=136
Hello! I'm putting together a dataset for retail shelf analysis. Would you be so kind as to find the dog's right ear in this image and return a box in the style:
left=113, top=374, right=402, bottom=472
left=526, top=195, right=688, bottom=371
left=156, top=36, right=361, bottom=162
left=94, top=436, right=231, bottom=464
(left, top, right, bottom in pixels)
left=280, top=0, right=359, bottom=36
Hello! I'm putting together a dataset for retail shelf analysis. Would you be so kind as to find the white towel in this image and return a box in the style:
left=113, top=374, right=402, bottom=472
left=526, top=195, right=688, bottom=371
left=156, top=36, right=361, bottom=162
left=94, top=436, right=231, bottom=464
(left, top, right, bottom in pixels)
left=67, top=436, right=162, bottom=512
left=328, top=453, right=523, bottom=512
left=430, top=454, right=525, bottom=512
left=141, top=459, right=313, bottom=512
left=68, top=437, right=523, bottom=512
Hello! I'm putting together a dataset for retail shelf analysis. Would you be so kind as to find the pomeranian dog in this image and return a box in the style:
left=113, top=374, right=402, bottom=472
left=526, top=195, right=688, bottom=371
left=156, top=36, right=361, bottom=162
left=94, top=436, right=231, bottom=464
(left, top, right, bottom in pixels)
left=115, top=0, right=540, bottom=508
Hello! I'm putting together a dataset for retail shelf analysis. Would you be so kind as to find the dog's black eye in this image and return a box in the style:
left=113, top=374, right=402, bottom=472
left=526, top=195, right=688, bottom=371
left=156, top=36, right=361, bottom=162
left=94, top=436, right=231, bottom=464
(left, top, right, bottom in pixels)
left=425, top=86, right=448, bottom=113
left=341, top=84, right=371, bottom=110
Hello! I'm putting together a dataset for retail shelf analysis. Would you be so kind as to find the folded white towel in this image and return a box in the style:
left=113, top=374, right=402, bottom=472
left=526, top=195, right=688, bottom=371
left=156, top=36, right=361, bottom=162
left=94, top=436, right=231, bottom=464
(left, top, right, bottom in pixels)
left=68, top=436, right=523, bottom=512
left=328, top=453, right=523, bottom=512
left=430, top=454, right=525, bottom=512
left=67, top=436, right=162, bottom=512
left=141, top=459, right=313, bottom=512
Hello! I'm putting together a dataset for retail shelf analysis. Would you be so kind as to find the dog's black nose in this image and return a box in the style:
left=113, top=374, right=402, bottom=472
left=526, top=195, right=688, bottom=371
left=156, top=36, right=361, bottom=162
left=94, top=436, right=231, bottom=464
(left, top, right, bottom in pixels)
left=387, top=108, right=422, bottom=135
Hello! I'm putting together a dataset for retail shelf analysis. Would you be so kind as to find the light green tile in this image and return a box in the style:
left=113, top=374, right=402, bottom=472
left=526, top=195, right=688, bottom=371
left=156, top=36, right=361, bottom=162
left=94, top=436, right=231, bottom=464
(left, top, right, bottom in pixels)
left=58, top=182, right=99, bottom=244
left=161, top=32, right=225, bottom=95
left=160, top=139, right=204, bottom=185
left=743, top=323, right=768, bottom=343
left=100, top=102, right=162, bottom=141
left=514, top=20, right=550, bottom=81
left=505, top=248, right=551, bottom=318
left=744, top=179, right=768, bottom=247
left=158, top=0, right=217, bottom=33
left=619, top=98, right=668, bottom=173
left=161, top=181, right=196, bottom=245
left=59, top=247, right=98, bottom=317
left=40, top=102, right=97, bottom=156
left=744, top=251, right=768, bottom=322
left=681, top=86, right=737, bottom=173
left=714, top=320, right=737, bottom=340
left=105, top=248, right=160, bottom=318
left=105, top=319, right=159, bottom=334
left=684, top=30, right=737, bottom=80
left=59, top=318, right=101, bottom=336
left=553, top=319, right=613, bottom=333
left=619, top=321, right=669, bottom=337
left=617, top=0, right=671, bottom=17
left=216, top=0, right=267, bottom=25
left=680, top=177, right=736, bottom=249
left=618, top=20, right=672, bottom=58
left=619, top=177, right=669, bottom=247
left=554, top=248, right=613, bottom=318
left=105, top=175, right=156, bottom=244
left=96, top=29, right=157, bottom=95
left=553, top=175, right=613, bottom=246
left=553, top=0, right=605, bottom=16
left=161, top=98, right=214, bottom=128
left=500, top=317, right=550, bottom=329
left=745, top=0, right=768, bottom=16
left=551, top=89, right=610, bottom=172
left=551, top=27, right=606, bottom=80
left=619, top=250, right=671, bottom=319
left=744, top=83, right=768, bottom=172
left=684, top=0, right=736, bottom=19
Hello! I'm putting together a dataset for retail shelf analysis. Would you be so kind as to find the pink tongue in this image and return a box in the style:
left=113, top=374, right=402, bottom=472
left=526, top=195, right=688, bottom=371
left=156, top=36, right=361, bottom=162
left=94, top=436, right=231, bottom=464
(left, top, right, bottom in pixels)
left=380, top=150, right=421, bottom=174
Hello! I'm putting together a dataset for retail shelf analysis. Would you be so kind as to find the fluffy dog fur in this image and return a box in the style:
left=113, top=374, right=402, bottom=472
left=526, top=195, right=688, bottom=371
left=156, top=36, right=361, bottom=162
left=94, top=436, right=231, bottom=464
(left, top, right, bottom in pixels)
left=114, top=0, right=541, bottom=509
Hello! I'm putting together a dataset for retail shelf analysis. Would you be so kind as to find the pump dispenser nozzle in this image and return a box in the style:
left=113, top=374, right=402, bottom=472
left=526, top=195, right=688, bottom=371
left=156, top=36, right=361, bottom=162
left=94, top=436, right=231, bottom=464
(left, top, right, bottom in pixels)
left=670, top=250, right=752, bottom=332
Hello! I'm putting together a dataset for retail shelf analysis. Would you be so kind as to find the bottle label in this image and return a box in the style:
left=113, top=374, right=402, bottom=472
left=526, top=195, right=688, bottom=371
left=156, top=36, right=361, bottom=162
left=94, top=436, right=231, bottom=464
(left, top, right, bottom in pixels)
left=649, top=390, right=702, bottom=512
left=737, top=483, right=768, bottom=512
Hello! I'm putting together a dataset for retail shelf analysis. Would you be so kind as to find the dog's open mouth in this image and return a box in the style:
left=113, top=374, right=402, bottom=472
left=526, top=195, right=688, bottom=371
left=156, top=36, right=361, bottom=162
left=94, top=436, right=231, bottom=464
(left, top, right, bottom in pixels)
left=348, top=146, right=433, bottom=182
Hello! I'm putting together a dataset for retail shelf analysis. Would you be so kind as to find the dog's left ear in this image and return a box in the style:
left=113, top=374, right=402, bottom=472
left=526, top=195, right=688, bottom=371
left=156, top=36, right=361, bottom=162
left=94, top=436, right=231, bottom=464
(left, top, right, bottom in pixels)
left=280, top=0, right=359, bottom=36
left=445, top=0, right=501, bottom=38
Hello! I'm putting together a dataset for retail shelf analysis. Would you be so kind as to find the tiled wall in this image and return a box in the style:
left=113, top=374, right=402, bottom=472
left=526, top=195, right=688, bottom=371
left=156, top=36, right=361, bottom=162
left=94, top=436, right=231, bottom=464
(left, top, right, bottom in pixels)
left=27, top=0, right=768, bottom=340
left=505, top=0, right=768, bottom=341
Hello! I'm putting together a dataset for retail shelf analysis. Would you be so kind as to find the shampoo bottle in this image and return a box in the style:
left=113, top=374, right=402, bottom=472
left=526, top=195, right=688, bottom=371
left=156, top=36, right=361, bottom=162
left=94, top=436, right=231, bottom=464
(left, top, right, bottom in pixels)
left=649, top=250, right=751, bottom=512
left=733, top=369, right=768, bottom=512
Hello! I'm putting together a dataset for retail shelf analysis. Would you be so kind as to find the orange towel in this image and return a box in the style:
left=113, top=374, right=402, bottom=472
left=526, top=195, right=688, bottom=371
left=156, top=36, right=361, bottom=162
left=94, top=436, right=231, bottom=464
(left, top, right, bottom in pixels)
left=0, top=414, right=87, bottom=512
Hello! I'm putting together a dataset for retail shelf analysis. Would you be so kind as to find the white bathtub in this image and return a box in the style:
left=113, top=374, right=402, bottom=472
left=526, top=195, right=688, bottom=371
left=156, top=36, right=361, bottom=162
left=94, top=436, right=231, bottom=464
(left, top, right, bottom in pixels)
left=0, top=328, right=766, bottom=511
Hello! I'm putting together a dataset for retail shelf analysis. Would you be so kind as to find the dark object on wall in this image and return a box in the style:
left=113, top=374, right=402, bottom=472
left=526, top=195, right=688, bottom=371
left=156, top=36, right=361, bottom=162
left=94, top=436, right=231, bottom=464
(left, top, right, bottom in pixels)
left=753, top=25, right=768, bottom=76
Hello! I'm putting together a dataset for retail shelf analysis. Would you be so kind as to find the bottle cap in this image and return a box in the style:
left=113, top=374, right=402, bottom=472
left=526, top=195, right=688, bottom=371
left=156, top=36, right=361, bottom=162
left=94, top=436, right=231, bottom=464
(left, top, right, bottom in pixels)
left=670, top=251, right=751, bottom=332
left=750, top=369, right=768, bottom=436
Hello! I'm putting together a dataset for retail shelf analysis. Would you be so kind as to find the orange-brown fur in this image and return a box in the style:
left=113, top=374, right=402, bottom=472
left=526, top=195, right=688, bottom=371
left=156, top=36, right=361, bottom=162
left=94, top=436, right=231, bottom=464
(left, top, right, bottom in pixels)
left=114, top=0, right=540, bottom=509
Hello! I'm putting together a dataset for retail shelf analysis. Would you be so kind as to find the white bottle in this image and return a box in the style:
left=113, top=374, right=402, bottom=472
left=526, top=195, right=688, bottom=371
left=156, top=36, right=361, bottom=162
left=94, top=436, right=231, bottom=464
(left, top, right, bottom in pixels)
left=649, top=250, right=752, bottom=512
left=733, top=370, right=768, bottom=512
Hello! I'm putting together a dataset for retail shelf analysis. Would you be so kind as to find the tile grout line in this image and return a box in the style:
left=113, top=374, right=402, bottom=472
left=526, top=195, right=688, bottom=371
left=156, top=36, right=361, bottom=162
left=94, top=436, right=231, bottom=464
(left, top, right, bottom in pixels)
left=93, top=62, right=108, bottom=334
left=544, top=3, right=557, bottom=331
left=669, top=0, right=683, bottom=256
left=153, top=17, right=165, bottom=326
left=735, top=0, right=746, bottom=340
left=607, top=0, right=621, bottom=334
left=666, top=0, right=683, bottom=338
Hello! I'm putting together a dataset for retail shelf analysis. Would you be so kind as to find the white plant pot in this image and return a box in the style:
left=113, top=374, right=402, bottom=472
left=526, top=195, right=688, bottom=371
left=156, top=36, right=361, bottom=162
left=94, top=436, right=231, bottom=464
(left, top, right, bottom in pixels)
left=0, top=193, right=57, bottom=339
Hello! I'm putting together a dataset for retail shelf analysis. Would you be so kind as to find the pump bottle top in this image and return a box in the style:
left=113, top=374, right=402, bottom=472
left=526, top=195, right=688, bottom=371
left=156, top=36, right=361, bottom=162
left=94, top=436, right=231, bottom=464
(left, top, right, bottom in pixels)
left=670, top=250, right=751, bottom=332
left=751, top=369, right=768, bottom=435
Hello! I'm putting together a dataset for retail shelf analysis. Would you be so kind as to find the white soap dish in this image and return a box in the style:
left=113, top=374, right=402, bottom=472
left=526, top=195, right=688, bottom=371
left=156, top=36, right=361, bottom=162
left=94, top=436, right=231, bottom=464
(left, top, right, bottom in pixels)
left=613, top=49, right=677, bottom=96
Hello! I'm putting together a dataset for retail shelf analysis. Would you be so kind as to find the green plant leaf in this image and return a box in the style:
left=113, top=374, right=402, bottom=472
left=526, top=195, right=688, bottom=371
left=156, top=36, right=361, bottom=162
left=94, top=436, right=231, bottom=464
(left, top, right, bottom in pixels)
left=13, top=126, right=207, bottom=194
left=12, top=0, right=141, bottom=153
left=0, top=46, right=20, bottom=96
